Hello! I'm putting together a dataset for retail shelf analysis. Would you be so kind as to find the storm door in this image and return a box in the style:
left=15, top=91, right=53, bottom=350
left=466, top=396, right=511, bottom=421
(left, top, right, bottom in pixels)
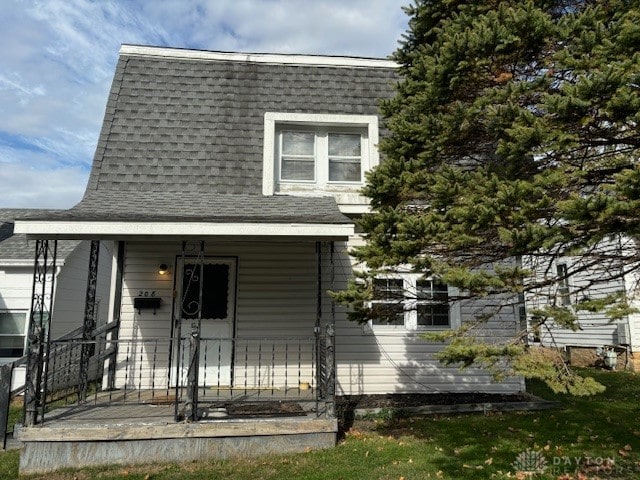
left=176, top=257, right=236, bottom=386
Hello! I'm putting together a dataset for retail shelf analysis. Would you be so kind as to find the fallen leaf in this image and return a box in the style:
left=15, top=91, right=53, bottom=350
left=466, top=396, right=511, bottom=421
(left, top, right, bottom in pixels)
left=624, top=444, right=633, bottom=451
left=485, top=457, right=493, bottom=465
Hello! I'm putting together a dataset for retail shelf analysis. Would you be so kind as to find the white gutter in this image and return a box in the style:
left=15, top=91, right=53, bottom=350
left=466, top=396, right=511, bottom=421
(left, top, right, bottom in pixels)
left=14, top=220, right=354, bottom=239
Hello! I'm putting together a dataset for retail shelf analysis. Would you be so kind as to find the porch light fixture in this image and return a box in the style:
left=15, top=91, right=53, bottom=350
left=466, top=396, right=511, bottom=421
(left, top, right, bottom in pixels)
left=158, top=263, right=169, bottom=275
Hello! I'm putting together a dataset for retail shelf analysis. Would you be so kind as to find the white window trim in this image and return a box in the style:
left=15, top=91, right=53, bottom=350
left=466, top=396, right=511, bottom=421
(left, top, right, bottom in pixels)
left=263, top=112, right=380, bottom=195
left=367, top=273, right=461, bottom=332
left=0, top=309, right=29, bottom=360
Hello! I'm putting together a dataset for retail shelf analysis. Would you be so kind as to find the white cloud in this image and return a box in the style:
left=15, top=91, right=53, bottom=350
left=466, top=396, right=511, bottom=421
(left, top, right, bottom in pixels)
left=0, top=161, right=87, bottom=209
left=0, top=0, right=409, bottom=208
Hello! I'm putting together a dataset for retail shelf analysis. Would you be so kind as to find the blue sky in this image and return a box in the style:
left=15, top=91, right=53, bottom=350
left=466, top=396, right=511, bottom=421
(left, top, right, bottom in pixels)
left=0, top=0, right=409, bottom=208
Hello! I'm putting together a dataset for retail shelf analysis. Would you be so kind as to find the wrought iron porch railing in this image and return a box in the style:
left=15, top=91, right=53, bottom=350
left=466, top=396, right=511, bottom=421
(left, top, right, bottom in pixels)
left=32, top=330, right=335, bottom=424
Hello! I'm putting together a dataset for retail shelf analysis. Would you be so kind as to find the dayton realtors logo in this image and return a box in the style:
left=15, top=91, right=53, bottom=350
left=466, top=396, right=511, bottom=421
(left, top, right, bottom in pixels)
left=512, top=449, right=548, bottom=474
left=512, top=449, right=635, bottom=477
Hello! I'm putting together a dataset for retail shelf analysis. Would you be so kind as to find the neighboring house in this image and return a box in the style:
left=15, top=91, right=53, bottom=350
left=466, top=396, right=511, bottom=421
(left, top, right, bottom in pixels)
left=13, top=45, right=523, bottom=473
left=0, top=209, right=111, bottom=390
left=523, top=238, right=640, bottom=368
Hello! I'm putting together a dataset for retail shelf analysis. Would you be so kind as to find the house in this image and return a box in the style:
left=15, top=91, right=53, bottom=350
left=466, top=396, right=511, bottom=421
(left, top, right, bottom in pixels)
left=523, top=238, right=640, bottom=369
left=13, top=45, right=524, bottom=474
left=0, top=209, right=111, bottom=390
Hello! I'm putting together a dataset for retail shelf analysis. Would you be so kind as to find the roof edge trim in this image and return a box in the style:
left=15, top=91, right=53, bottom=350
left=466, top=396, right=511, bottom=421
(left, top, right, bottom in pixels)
left=120, top=44, right=398, bottom=69
left=15, top=220, right=355, bottom=239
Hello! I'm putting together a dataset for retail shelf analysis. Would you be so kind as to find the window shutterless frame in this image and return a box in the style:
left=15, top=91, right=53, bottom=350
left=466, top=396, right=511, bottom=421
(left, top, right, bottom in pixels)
left=263, top=113, right=379, bottom=196
left=276, top=126, right=364, bottom=185
left=368, top=274, right=460, bottom=331
left=0, top=310, right=29, bottom=358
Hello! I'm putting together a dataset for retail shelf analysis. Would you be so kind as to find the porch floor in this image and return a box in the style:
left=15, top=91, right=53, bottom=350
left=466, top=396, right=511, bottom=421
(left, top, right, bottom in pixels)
left=18, top=389, right=337, bottom=475
left=34, top=387, right=319, bottom=426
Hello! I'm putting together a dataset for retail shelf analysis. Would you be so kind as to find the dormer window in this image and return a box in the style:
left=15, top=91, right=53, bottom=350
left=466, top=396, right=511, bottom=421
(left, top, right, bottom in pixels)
left=263, top=113, right=379, bottom=201
left=278, top=128, right=364, bottom=184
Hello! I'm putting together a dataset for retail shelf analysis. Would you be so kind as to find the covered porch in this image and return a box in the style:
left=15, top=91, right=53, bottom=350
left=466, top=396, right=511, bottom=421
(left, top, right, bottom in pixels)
left=11, top=196, right=353, bottom=473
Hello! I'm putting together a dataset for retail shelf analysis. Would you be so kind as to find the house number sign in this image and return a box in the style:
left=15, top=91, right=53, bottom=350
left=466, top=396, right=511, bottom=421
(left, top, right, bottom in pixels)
left=138, top=291, right=157, bottom=297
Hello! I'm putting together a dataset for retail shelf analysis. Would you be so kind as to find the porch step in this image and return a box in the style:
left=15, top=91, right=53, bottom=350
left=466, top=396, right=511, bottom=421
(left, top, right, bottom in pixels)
left=18, top=416, right=337, bottom=475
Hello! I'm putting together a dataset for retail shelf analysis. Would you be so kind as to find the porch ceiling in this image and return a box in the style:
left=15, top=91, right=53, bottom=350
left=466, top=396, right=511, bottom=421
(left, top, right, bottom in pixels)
left=13, top=192, right=355, bottom=240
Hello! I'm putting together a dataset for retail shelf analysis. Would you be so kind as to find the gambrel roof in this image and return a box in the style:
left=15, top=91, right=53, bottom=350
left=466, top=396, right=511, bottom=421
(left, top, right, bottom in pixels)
left=16, top=45, right=398, bottom=238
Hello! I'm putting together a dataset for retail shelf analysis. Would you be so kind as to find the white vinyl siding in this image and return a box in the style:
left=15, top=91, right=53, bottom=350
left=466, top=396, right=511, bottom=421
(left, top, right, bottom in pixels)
left=0, top=241, right=112, bottom=390
left=113, top=238, right=523, bottom=395
left=523, top=249, right=628, bottom=348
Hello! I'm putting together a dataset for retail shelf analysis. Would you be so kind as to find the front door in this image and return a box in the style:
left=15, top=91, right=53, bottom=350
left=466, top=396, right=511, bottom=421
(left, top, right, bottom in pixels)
left=176, top=257, right=236, bottom=386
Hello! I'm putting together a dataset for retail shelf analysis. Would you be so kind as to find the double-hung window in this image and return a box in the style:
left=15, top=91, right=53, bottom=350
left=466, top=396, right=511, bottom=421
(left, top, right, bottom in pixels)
left=0, top=310, right=28, bottom=358
left=278, top=128, right=363, bottom=184
left=371, top=275, right=455, bottom=330
left=263, top=113, right=379, bottom=196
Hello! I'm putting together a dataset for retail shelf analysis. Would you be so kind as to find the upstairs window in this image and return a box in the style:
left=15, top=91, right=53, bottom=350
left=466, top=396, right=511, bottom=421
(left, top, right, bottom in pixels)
left=278, top=128, right=363, bottom=184
left=263, top=113, right=379, bottom=196
left=370, top=275, right=457, bottom=330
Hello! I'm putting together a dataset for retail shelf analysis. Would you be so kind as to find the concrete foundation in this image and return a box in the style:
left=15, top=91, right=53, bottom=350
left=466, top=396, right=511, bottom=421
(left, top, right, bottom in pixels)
left=18, top=417, right=337, bottom=474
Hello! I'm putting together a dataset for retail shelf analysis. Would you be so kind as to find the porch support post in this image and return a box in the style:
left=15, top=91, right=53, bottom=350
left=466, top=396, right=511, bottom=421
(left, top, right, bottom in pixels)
left=106, top=241, right=125, bottom=390
left=78, top=240, right=100, bottom=403
left=24, top=240, right=57, bottom=427
left=314, top=241, right=322, bottom=414
left=186, top=241, right=204, bottom=421
left=325, top=241, right=336, bottom=418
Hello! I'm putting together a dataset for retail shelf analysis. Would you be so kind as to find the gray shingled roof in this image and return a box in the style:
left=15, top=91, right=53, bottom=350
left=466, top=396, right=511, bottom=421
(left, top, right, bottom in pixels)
left=20, top=47, right=397, bottom=227
left=18, top=192, right=351, bottom=224
left=0, top=210, right=79, bottom=261
left=84, top=50, right=397, bottom=197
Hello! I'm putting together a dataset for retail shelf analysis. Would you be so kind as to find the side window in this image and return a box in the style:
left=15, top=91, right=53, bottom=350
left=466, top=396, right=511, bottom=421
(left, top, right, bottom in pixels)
left=0, top=310, right=28, bottom=358
left=556, top=263, right=570, bottom=306
left=370, top=276, right=453, bottom=330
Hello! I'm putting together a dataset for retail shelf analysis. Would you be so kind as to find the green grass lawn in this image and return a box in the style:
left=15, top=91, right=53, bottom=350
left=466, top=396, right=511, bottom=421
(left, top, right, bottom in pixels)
left=2, top=368, right=639, bottom=480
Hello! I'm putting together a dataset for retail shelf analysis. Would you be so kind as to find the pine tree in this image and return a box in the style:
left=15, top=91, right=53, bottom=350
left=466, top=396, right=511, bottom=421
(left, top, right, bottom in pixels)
left=337, top=0, right=640, bottom=394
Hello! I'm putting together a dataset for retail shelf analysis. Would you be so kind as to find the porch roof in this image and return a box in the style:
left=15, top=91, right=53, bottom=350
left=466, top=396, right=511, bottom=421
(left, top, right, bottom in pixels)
left=13, top=192, right=354, bottom=240
left=0, top=209, right=80, bottom=264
